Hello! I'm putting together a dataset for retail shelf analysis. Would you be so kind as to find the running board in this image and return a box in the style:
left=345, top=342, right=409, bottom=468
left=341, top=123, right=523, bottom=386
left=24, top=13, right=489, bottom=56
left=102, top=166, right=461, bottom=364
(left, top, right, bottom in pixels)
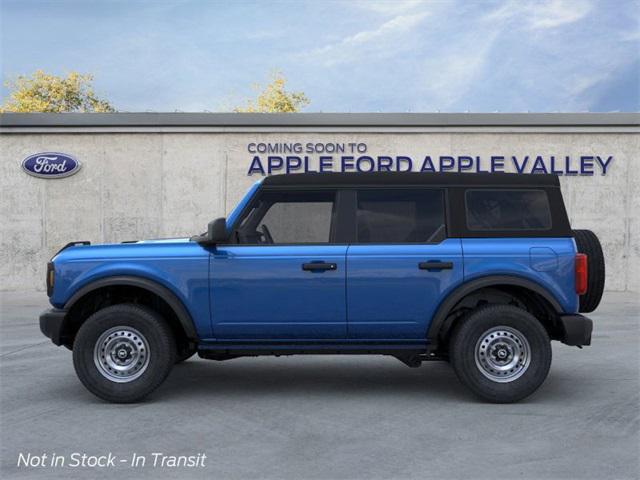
left=197, top=342, right=444, bottom=363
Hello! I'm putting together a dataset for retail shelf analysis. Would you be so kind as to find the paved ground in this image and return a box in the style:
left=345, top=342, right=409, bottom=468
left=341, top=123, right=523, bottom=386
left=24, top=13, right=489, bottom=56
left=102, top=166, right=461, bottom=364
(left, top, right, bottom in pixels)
left=0, top=291, right=638, bottom=480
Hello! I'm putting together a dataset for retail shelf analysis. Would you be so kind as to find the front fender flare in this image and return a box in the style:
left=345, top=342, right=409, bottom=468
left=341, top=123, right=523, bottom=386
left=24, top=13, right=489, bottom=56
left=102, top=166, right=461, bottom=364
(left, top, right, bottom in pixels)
left=426, top=275, right=564, bottom=346
left=65, top=275, right=197, bottom=340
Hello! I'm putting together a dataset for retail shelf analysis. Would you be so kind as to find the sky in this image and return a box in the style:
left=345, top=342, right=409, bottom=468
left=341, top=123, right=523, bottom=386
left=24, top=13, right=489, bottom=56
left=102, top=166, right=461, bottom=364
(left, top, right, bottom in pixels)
left=1, top=0, right=639, bottom=112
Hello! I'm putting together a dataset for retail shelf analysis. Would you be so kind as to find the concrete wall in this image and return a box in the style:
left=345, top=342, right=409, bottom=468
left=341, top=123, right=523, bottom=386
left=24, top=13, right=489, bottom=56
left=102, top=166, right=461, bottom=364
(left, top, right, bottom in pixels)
left=1, top=128, right=638, bottom=292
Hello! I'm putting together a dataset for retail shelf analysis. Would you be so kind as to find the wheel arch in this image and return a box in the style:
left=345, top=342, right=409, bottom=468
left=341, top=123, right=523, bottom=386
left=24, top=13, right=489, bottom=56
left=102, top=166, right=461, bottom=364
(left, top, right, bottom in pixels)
left=62, top=275, right=197, bottom=348
left=427, top=275, right=564, bottom=350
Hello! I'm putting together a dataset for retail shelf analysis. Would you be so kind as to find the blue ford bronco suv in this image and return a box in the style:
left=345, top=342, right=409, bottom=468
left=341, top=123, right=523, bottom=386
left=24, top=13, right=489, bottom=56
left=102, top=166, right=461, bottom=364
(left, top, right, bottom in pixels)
left=40, top=172, right=604, bottom=403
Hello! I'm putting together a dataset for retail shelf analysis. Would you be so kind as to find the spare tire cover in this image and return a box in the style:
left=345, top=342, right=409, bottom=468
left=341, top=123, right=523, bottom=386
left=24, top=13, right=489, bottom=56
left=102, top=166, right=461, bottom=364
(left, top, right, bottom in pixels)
left=572, top=229, right=605, bottom=313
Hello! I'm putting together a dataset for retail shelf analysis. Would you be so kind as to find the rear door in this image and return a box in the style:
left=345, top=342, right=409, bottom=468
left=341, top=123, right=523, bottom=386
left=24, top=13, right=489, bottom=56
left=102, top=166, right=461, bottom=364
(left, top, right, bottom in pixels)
left=346, top=188, right=464, bottom=339
left=210, top=189, right=348, bottom=340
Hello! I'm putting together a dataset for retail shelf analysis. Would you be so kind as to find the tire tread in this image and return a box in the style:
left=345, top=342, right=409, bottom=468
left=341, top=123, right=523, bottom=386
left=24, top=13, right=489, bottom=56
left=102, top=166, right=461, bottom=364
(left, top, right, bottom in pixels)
left=72, top=303, right=175, bottom=403
left=450, top=304, right=552, bottom=403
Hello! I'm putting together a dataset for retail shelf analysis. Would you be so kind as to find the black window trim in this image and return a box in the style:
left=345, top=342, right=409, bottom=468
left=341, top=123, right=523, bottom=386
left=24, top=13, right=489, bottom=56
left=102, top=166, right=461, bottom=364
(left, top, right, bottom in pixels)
left=447, top=186, right=571, bottom=238
left=225, top=187, right=345, bottom=246
left=464, top=188, right=553, bottom=232
left=224, top=185, right=451, bottom=246
left=352, top=187, right=449, bottom=245
left=221, top=182, right=571, bottom=245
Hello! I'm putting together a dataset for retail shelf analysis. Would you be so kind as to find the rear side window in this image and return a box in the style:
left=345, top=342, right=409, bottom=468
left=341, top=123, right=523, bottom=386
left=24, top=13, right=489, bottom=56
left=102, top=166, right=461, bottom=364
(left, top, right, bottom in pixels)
left=356, top=189, right=445, bottom=243
left=465, top=189, right=551, bottom=231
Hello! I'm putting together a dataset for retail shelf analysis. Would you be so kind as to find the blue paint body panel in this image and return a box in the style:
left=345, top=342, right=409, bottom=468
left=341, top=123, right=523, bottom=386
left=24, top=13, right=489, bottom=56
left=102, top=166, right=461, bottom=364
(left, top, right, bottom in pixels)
left=346, top=240, right=464, bottom=339
left=49, top=183, right=579, bottom=346
left=50, top=240, right=213, bottom=338
left=210, top=245, right=347, bottom=339
left=461, top=238, right=578, bottom=313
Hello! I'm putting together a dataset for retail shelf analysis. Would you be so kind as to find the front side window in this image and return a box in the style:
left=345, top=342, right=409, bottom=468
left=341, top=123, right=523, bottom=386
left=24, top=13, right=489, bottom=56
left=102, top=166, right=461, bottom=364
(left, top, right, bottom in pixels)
left=236, top=190, right=335, bottom=244
left=356, top=189, right=445, bottom=243
left=465, top=189, right=551, bottom=231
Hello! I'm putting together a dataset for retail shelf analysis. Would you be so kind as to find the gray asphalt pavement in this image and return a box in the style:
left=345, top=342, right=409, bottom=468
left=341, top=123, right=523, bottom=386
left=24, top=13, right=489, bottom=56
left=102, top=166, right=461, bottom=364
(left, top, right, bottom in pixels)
left=1, top=290, right=638, bottom=480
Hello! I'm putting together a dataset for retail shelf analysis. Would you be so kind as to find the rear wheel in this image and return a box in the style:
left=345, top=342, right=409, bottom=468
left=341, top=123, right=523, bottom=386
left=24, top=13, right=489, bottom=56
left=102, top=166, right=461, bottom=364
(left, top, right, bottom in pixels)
left=73, top=304, right=176, bottom=403
left=450, top=304, right=551, bottom=403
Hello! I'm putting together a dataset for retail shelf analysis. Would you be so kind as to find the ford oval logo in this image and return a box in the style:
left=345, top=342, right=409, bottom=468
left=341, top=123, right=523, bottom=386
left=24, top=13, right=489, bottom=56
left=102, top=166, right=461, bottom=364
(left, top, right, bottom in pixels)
left=21, top=152, right=81, bottom=179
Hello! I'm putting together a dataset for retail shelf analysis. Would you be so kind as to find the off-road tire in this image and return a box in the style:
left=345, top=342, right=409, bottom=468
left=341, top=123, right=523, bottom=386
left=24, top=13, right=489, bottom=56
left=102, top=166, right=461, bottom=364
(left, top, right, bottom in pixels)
left=450, top=304, right=552, bottom=403
left=573, top=229, right=605, bottom=313
left=73, top=303, right=176, bottom=403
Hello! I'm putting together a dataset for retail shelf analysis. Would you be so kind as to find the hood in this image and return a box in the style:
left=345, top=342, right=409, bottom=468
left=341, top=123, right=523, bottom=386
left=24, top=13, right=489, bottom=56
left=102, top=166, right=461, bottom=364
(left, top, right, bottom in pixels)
left=51, top=237, right=197, bottom=263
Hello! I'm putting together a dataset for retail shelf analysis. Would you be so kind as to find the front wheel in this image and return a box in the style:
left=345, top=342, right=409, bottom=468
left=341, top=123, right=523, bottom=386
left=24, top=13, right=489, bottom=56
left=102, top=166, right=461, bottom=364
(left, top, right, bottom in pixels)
left=72, top=304, right=176, bottom=403
left=449, top=304, right=552, bottom=403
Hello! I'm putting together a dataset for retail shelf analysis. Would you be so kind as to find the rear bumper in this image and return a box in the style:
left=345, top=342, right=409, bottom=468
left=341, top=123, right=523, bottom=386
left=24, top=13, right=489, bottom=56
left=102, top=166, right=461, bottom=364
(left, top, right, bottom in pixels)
left=558, top=314, right=593, bottom=346
left=39, top=308, right=67, bottom=346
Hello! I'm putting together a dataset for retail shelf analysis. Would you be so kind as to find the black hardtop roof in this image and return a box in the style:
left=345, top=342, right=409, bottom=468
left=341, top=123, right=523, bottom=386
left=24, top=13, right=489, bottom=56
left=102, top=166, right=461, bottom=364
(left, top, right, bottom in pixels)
left=262, top=172, right=560, bottom=187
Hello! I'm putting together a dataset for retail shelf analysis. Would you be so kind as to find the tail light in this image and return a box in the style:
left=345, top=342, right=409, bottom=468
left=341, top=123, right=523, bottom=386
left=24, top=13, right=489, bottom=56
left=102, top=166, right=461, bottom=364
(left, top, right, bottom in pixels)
left=575, top=254, right=588, bottom=295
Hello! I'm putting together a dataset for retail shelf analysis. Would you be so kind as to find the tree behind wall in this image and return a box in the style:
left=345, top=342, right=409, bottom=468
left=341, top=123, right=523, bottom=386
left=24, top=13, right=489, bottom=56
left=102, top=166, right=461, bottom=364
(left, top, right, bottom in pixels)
left=1, top=70, right=115, bottom=113
left=234, top=72, right=309, bottom=113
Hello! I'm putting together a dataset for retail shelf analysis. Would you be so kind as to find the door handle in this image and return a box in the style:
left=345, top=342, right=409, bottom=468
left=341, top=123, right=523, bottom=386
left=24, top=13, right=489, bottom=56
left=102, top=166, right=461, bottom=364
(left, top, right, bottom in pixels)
left=302, top=262, right=337, bottom=272
left=418, top=261, right=453, bottom=271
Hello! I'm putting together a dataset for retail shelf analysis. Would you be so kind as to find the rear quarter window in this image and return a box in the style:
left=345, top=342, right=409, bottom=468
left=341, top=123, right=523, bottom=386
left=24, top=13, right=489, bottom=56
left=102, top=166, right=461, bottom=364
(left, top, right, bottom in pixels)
left=465, top=189, right=552, bottom=231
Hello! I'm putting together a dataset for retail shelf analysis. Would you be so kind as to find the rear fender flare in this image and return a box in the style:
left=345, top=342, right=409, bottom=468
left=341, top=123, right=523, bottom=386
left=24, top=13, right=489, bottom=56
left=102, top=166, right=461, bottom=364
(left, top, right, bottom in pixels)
left=426, top=275, right=563, bottom=346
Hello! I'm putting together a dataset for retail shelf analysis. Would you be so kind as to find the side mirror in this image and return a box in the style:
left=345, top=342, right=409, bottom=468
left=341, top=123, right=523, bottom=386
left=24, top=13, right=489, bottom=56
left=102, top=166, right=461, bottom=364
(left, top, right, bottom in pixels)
left=193, top=217, right=228, bottom=245
left=207, top=217, right=228, bottom=244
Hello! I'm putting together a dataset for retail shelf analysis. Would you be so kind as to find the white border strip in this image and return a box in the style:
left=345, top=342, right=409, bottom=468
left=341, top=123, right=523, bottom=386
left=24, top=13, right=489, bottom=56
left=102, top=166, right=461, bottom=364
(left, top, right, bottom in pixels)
left=2, top=126, right=639, bottom=134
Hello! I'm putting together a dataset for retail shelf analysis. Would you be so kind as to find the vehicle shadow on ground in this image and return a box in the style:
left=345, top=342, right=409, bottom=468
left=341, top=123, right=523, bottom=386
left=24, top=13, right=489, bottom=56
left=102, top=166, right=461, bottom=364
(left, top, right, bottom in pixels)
left=29, top=352, right=592, bottom=405
left=154, top=357, right=472, bottom=402
left=155, top=356, right=596, bottom=405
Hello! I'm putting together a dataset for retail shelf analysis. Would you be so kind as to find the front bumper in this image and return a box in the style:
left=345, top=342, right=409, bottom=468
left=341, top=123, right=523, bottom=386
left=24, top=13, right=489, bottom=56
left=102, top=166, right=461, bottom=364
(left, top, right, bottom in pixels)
left=558, top=314, right=593, bottom=346
left=39, top=308, right=67, bottom=346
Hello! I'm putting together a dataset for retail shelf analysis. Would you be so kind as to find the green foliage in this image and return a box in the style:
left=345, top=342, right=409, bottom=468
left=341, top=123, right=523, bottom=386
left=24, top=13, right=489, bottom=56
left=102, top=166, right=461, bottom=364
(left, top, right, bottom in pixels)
left=234, top=72, right=309, bottom=113
left=1, top=70, right=115, bottom=113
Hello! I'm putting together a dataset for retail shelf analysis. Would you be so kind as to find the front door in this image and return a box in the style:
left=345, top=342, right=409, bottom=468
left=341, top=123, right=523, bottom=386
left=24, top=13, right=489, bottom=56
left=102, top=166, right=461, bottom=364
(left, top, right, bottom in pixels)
left=346, top=188, right=464, bottom=339
left=210, top=189, right=347, bottom=340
